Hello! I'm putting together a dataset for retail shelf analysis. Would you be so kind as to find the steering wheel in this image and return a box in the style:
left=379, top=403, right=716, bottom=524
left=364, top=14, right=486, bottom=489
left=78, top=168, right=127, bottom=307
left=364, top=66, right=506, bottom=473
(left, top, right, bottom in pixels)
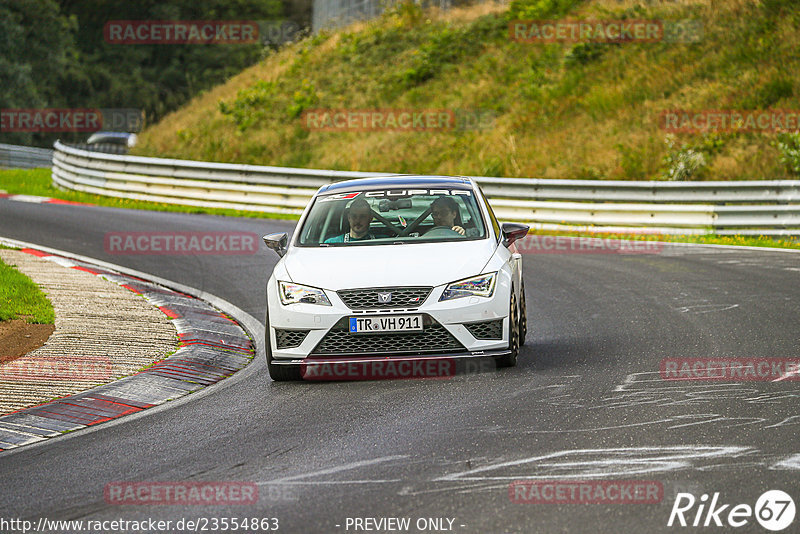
left=424, top=226, right=463, bottom=237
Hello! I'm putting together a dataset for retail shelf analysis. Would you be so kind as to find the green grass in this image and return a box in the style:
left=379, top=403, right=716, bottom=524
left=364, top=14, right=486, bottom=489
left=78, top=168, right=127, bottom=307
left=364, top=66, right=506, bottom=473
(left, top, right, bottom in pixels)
left=528, top=229, right=800, bottom=251
left=0, top=256, right=55, bottom=324
left=0, top=168, right=299, bottom=220
left=135, top=0, right=800, bottom=181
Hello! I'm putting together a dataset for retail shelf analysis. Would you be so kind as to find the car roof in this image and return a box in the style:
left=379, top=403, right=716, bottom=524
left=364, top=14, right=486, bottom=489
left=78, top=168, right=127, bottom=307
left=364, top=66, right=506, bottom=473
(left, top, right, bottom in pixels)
left=86, top=131, right=137, bottom=145
left=318, top=175, right=473, bottom=194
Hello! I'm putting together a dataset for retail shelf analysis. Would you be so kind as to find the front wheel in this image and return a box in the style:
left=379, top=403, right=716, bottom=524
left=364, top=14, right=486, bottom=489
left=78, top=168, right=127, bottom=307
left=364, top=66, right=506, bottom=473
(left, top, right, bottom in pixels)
left=495, top=292, right=519, bottom=368
left=265, top=308, right=301, bottom=381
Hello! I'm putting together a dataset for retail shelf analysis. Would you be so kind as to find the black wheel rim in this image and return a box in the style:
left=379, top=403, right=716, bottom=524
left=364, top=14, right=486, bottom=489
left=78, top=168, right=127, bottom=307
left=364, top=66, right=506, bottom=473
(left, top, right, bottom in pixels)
left=509, top=295, right=519, bottom=362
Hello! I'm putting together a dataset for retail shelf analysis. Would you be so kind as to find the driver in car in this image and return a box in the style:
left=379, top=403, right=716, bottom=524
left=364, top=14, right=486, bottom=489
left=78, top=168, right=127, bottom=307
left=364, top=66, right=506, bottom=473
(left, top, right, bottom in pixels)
left=429, top=196, right=465, bottom=236
left=325, top=197, right=376, bottom=243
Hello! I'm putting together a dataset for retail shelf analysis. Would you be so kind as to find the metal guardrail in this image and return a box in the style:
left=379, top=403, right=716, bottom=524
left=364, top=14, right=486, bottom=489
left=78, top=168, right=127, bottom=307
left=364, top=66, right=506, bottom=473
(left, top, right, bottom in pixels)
left=0, top=143, right=54, bottom=170
left=52, top=141, right=800, bottom=236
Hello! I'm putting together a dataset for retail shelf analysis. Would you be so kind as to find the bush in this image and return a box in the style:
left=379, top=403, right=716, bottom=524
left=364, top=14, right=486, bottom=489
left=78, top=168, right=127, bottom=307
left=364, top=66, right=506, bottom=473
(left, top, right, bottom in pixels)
left=660, top=134, right=708, bottom=181
left=287, top=79, right=319, bottom=119
left=219, top=81, right=277, bottom=131
left=775, top=132, right=800, bottom=175
left=564, top=43, right=606, bottom=66
left=384, top=0, right=424, bottom=28
left=508, top=0, right=583, bottom=20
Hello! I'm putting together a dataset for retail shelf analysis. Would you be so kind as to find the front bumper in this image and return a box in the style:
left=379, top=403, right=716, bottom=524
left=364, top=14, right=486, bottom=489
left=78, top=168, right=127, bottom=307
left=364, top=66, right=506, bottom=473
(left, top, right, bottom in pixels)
left=270, top=349, right=512, bottom=366
left=273, top=350, right=512, bottom=380
left=267, top=277, right=512, bottom=360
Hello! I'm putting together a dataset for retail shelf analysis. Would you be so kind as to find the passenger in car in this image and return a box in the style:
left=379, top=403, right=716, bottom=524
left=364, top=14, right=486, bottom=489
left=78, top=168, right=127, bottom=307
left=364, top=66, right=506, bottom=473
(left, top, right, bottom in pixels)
left=429, top=196, right=466, bottom=236
left=324, top=198, right=376, bottom=243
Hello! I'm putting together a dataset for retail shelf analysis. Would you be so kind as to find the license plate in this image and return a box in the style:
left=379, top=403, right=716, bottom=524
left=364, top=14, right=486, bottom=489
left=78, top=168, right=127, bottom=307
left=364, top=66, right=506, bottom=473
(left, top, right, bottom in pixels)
left=349, top=315, right=423, bottom=333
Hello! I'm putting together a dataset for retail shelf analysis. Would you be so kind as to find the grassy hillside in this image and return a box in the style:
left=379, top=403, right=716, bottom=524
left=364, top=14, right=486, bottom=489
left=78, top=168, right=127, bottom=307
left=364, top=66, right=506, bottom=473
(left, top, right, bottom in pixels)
left=134, top=0, right=800, bottom=180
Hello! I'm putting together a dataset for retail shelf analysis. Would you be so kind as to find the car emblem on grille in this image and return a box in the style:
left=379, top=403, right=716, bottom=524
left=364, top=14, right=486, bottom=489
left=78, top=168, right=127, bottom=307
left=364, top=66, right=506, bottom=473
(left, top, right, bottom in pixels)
left=377, top=292, right=392, bottom=304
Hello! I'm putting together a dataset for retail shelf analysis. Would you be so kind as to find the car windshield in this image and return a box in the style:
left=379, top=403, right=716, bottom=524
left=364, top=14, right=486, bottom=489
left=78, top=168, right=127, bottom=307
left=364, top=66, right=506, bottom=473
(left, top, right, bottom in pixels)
left=297, top=188, right=487, bottom=246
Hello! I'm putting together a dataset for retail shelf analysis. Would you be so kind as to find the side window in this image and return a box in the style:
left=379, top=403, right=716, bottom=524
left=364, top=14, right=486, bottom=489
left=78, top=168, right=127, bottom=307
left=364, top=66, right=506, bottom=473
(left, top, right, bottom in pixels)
left=479, top=187, right=501, bottom=241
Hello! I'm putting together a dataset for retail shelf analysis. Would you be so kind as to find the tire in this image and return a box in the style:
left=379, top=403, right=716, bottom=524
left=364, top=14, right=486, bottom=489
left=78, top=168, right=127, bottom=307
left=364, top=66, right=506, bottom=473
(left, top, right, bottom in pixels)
left=265, top=308, right=301, bottom=381
left=495, top=291, right=519, bottom=368
left=519, top=282, right=528, bottom=346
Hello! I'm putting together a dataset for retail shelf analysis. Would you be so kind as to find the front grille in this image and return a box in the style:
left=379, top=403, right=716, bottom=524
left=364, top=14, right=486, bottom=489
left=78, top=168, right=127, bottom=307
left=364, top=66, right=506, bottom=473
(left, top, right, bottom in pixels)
left=310, top=315, right=464, bottom=356
left=464, top=319, right=503, bottom=340
left=275, top=329, right=309, bottom=349
left=337, top=287, right=432, bottom=310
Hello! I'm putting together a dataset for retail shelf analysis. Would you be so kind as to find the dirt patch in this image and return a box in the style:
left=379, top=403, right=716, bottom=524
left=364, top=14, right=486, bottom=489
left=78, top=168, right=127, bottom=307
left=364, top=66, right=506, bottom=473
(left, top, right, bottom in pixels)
left=0, top=319, right=55, bottom=364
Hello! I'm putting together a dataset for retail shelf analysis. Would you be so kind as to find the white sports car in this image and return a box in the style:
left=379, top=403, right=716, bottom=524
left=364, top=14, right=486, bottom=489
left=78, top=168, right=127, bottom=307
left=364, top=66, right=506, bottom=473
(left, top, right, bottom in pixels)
left=262, top=176, right=529, bottom=381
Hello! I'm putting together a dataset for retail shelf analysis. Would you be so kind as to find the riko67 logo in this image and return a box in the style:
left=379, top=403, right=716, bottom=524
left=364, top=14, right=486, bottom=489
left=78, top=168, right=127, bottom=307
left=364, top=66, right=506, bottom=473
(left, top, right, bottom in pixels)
left=668, top=490, right=795, bottom=531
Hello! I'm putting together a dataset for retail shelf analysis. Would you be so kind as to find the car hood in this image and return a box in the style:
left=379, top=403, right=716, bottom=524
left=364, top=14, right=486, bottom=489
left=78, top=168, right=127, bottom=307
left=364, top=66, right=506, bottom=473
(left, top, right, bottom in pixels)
left=282, top=240, right=497, bottom=290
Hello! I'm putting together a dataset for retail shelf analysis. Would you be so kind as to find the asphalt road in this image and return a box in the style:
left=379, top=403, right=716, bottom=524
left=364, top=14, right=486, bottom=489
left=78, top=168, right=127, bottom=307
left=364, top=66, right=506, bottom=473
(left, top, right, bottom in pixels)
left=1, top=200, right=799, bottom=534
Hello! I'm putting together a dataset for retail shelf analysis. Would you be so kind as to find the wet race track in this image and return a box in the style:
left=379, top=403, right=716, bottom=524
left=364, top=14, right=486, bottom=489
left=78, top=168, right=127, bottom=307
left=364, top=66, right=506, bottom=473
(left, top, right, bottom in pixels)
left=1, top=199, right=799, bottom=533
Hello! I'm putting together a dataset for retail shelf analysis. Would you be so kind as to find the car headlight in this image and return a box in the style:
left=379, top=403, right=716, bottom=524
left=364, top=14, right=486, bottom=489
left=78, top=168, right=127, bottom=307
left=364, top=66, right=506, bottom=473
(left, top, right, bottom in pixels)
left=278, top=281, right=332, bottom=306
left=439, top=272, right=497, bottom=301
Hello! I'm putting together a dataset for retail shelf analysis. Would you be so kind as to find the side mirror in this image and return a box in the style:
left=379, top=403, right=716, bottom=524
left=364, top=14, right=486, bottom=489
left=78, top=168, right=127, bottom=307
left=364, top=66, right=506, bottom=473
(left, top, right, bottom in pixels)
left=263, top=233, right=288, bottom=257
left=501, top=222, right=529, bottom=247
